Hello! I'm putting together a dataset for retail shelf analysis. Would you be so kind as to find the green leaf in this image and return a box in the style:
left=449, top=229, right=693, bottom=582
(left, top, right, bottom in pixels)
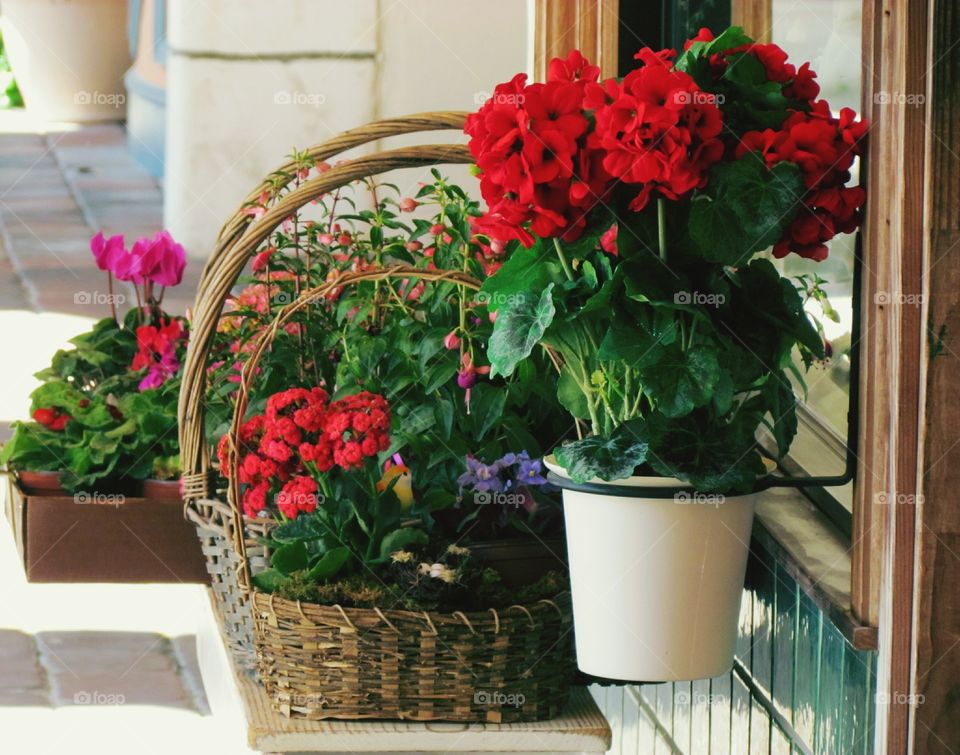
left=554, top=420, right=650, bottom=483
left=378, top=527, right=429, bottom=560
left=557, top=366, right=590, bottom=420
left=306, top=546, right=352, bottom=581
left=598, top=319, right=667, bottom=368
left=640, top=344, right=721, bottom=418
left=471, top=383, right=508, bottom=440
left=688, top=154, right=804, bottom=266
left=272, top=515, right=327, bottom=543
left=488, top=283, right=556, bottom=378
left=271, top=541, right=310, bottom=575
left=479, top=239, right=562, bottom=312
left=252, top=568, right=286, bottom=592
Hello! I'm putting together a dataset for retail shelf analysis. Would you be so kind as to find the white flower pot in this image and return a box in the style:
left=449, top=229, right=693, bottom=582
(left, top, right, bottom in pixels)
left=545, top=458, right=756, bottom=681
left=1, top=0, right=130, bottom=121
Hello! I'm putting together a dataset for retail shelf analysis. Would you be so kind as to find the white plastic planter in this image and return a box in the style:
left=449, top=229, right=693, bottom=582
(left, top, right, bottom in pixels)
left=545, top=458, right=756, bottom=682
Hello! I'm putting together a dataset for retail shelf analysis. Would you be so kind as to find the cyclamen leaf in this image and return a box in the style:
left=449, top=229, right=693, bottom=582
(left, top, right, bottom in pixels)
left=488, top=283, right=556, bottom=378
left=554, top=420, right=650, bottom=483
left=271, top=541, right=310, bottom=575
left=479, top=239, right=562, bottom=312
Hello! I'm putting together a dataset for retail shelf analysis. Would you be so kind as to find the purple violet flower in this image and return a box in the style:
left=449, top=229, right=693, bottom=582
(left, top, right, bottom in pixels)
left=516, top=457, right=547, bottom=486
left=458, top=456, right=505, bottom=493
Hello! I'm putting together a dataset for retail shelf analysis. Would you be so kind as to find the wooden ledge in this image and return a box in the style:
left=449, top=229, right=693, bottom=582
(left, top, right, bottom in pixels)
left=197, top=589, right=612, bottom=754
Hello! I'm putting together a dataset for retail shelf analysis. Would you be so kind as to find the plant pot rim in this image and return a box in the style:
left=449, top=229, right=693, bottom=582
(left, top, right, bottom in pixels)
left=543, top=455, right=768, bottom=498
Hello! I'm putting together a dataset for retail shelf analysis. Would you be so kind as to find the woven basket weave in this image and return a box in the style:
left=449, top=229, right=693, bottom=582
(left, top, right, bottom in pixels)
left=178, top=113, right=474, bottom=671
left=178, top=113, right=574, bottom=720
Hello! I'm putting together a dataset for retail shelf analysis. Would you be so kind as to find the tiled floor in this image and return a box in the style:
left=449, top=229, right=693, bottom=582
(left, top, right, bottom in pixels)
left=0, top=112, right=224, bottom=752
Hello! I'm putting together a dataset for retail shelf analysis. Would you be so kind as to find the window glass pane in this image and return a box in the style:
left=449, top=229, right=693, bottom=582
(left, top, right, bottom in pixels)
left=770, top=0, right=863, bottom=444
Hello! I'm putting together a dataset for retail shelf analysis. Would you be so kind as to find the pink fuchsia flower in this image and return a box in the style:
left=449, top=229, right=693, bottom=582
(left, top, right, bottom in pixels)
left=399, top=197, right=419, bottom=212
left=242, top=191, right=271, bottom=220
left=252, top=246, right=276, bottom=273
left=457, top=352, right=490, bottom=410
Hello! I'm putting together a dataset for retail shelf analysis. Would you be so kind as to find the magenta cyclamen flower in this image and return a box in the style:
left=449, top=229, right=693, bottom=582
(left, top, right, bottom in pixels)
left=89, top=231, right=186, bottom=288
left=131, top=231, right=187, bottom=287
left=90, top=232, right=139, bottom=281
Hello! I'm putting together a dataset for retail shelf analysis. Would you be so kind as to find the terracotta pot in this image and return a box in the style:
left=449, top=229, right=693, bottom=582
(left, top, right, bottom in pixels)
left=0, top=0, right=131, bottom=121
left=469, top=536, right=567, bottom=588
left=141, top=478, right=182, bottom=501
left=17, top=470, right=67, bottom=496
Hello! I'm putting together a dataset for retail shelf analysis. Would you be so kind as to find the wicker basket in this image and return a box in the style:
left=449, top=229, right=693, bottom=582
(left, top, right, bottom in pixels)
left=229, top=266, right=573, bottom=722
left=178, top=113, right=474, bottom=672
left=178, top=114, right=575, bottom=720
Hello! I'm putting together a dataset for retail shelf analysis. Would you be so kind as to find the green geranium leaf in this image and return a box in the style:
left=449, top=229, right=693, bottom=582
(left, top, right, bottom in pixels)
left=556, top=366, right=590, bottom=420
left=641, top=343, right=721, bottom=418
left=488, top=283, right=556, bottom=378
left=688, top=153, right=804, bottom=266
left=598, top=318, right=668, bottom=368
left=307, top=545, right=352, bottom=581
left=479, top=239, right=562, bottom=312
left=554, top=420, right=650, bottom=483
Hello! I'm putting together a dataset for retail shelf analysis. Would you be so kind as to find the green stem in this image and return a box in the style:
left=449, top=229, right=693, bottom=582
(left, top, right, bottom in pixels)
left=552, top=238, right=575, bottom=282
left=657, top=198, right=667, bottom=262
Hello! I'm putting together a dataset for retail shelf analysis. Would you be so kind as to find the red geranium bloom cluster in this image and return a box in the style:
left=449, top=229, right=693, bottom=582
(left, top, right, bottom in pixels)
left=684, top=28, right=821, bottom=105
left=465, top=48, right=724, bottom=245
left=465, top=52, right=612, bottom=246
left=33, top=406, right=70, bottom=431
left=737, top=100, right=868, bottom=261
left=585, top=48, right=724, bottom=212
left=218, top=387, right=391, bottom=518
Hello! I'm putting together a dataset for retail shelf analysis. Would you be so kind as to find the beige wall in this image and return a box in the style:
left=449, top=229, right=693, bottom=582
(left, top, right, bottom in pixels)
left=164, top=0, right=530, bottom=257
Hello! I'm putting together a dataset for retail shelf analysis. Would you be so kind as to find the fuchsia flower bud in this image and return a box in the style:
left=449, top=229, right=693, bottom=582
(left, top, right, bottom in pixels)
left=399, top=197, right=418, bottom=212
left=443, top=330, right=461, bottom=350
left=405, top=241, right=423, bottom=252
left=430, top=223, right=446, bottom=235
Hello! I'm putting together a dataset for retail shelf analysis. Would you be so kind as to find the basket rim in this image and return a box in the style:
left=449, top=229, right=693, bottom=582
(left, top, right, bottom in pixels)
left=251, top=587, right=572, bottom=626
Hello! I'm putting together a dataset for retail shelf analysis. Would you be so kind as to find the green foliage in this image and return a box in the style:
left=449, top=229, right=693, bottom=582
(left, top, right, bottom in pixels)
left=1, top=312, right=183, bottom=492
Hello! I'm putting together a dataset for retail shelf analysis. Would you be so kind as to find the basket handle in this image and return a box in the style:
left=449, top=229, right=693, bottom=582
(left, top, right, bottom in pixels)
left=224, top=265, right=483, bottom=593
left=178, top=114, right=471, bottom=503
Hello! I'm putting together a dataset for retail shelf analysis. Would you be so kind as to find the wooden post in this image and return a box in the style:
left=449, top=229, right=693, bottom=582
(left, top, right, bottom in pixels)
left=912, top=0, right=960, bottom=751
left=533, top=0, right=620, bottom=80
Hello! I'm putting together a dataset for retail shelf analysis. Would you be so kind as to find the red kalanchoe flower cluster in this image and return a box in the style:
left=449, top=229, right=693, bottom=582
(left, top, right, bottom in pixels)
left=585, top=48, right=724, bottom=212
left=737, top=100, right=868, bottom=260
left=33, top=406, right=71, bottom=431
left=219, top=387, right=390, bottom=518
left=465, top=52, right=613, bottom=246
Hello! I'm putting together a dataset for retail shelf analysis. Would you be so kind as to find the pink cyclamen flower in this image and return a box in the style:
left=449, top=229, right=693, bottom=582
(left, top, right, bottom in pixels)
left=131, top=231, right=187, bottom=287
left=90, top=232, right=139, bottom=281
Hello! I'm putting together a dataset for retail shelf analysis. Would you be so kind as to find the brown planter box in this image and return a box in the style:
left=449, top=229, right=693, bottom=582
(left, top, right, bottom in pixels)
left=3, top=474, right=207, bottom=583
